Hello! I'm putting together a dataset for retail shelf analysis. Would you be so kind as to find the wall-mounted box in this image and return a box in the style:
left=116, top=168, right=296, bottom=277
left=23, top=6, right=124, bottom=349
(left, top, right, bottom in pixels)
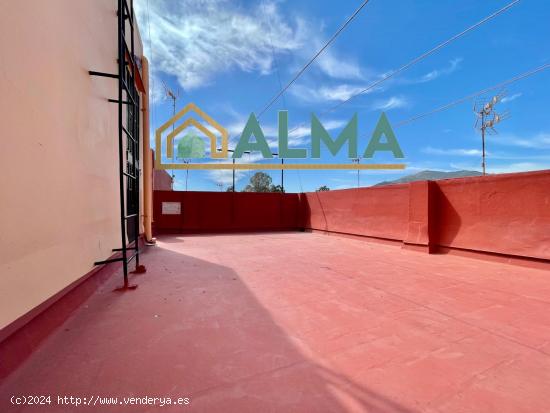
left=162, top=202, right=181, bottom=215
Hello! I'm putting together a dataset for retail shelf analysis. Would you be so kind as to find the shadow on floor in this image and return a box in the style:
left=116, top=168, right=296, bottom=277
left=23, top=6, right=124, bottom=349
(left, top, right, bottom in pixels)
left=0, top=238, right=416, bottom=413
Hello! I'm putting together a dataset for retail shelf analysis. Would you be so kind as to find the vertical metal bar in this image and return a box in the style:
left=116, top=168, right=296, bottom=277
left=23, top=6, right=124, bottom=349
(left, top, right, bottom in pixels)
left=281, top=158, right=284, bottom=192
left=117, top=0, right=128, bottom=284
left=185, top=167, right=189, bottom=191
left=481, top=112, right=486, bottom=176
left=232, top=158, right=235, bottom=191
left=171, top=97, right=176, bottom=190
left=131, top=0, right=140, bottom=268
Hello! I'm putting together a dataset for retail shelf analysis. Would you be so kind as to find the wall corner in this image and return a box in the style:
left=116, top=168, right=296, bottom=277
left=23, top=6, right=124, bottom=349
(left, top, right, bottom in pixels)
left=403, top=180, right=436, bottom=253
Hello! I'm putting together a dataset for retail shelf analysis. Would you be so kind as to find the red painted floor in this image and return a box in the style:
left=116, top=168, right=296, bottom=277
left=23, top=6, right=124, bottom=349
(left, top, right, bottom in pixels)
left=2, top=232, right=550, bottom=412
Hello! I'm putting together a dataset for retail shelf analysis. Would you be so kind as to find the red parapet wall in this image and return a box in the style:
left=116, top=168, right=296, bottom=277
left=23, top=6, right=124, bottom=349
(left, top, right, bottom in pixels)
left=302, top=170, right=550, bottom=262
left=153, top=191, right=301, bottom=233
left=300, top=184, right=409, bottom=241
left=433, top=170, right=550, bottom=260
left=153, top=170, right=550, bottom=263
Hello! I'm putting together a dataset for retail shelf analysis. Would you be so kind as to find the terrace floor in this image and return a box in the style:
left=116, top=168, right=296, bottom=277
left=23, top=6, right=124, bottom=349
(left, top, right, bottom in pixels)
left=2, top=232, right=550, bottom=412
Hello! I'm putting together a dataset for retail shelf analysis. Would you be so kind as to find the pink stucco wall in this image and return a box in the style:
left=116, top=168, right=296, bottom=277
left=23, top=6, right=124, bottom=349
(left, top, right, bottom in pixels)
left=0, top=0, right=145, bottom=330
left=153, top=170, right=173, bottom=191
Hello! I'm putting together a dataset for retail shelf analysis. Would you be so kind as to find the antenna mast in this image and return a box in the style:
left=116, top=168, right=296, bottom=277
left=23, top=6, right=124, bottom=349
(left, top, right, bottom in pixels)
left=162, top=82, right=181, bottom=189
left=474, top=93, right=509, bottom=175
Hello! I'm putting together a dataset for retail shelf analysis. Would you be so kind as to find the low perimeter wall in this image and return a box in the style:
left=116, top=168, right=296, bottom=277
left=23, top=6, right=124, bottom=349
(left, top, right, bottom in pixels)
left=154, top=170, right=550, bottom=262
left=153, top=191, right=301, bottom=233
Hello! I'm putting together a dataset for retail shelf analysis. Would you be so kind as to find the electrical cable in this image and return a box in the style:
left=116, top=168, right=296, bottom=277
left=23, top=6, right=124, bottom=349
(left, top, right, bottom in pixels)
left=287, top=0, right=522, bottom=135
left=394, top=63, right=550, bottom=127
left=257, top=0, right=372, bottom=118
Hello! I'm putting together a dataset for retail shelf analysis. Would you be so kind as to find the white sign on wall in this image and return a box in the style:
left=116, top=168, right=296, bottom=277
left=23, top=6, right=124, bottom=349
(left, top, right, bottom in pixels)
left=162, top=202, right=181, bottom=215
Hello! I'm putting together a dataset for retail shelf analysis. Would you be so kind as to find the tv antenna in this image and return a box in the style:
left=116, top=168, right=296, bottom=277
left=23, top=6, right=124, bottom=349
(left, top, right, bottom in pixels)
left=162, top=81, right=180, bottom=116
left=162, top=82, right=182, bottom=189
left=474, top=92, right=510, bottom=175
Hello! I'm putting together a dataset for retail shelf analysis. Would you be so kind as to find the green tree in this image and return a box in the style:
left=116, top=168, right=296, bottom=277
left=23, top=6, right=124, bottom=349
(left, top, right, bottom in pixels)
left=243, top=172, right=273, bottom=192
left=317, top=185, right=330, bottom=191
left=226, top=185, right=235, bottom=192
left=270, top=184, right=285, bottom=193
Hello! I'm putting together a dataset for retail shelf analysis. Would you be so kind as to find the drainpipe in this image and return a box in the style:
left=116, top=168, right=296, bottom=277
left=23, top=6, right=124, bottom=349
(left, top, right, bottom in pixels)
left=142, top=56, right=155, bottom=244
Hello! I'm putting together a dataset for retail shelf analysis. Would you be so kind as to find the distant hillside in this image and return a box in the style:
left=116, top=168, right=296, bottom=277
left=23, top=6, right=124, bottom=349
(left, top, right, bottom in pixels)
left=374, top=170, right=483, bottom=186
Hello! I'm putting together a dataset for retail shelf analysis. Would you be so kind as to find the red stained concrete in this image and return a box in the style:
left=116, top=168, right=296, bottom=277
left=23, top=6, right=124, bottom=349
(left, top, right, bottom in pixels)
left=2, top=232, right=550, bottom=412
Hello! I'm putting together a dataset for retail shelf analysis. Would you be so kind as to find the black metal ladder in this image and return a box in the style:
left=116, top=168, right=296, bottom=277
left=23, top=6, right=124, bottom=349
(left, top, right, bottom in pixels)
left=89, top=0, right=143, bottom=290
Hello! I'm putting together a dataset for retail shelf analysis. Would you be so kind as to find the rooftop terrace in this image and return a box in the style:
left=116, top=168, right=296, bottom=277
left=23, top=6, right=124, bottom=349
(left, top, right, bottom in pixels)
left=2, top=232, right=550, bottom=412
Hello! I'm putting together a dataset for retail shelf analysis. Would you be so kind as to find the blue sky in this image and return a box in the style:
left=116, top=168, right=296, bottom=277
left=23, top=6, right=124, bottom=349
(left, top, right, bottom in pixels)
left=135, top=0, right=550, bottom=192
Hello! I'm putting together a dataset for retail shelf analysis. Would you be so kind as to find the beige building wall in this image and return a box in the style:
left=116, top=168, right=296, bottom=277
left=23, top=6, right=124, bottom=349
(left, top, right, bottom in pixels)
left=0, top=0, right=146, bottom=330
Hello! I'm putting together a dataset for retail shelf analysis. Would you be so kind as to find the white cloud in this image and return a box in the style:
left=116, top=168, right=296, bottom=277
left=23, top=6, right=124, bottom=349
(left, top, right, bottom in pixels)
left=450, top=161, right=550, bottom=174
left=315, top=50, right=364, bottom=80
left=422, top=147, right=483, bottom=157
left=226, top=119, right=258, bottom=140
left=135, top=0, right=306, bottom=90
left=501, top=93, right=522, bottom=103
left=489, top=153, right=550, bottom=161
left=225, top=118, right=279, bottom=149
left=489, top=132, right=550, bottom=149
left=288, top=58, right=461, bottom=106
left=372, top=96, right=408, bottom=111
left=148, top=73, right=165, bottom=106
left=135, top=0, right=368, bottom=92
left=204, top=153, right=265, bottom=187
left=289, top=119, right=347, bottom=143
left=287, top=125, right=310, bottom=140
left=289, top=83, right=367, bottom=103
left=415, top=58, right=463, bottom=83
left=207, top=169, right=243, bottom=187
left=289, top=84, right=404, bottom=110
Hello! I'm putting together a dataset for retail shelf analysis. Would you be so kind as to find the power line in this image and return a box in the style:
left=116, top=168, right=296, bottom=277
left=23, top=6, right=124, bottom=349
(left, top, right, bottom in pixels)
left=146, top=0, right=155, bottom=122
left=287, top=0, right=521, bottom=135
left=394, top=63, right=550, bottom=127
left=262, top=2, right=287, bottom=111
left=324, top=0, right=521, bottom=114
left=256, top=0, right=372, bottom=118
left=262, top=1, right=288, bottom=191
